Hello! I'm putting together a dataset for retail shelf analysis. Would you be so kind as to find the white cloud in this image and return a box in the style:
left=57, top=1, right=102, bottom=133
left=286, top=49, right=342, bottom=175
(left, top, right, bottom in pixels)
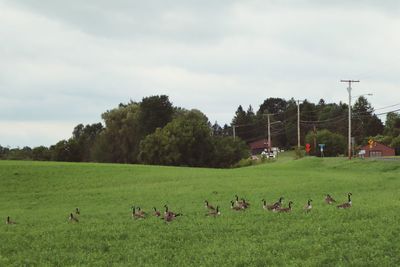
left=0, top=121, right=78, bottom=148
left=0, top=0, right=399, bottom=147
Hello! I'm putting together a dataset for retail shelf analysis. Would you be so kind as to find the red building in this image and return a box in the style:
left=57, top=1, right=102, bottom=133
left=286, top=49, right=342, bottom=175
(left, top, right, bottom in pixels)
left=359, top=142, right=395, bottom=157
left=248, top=139, right=268, bottom=155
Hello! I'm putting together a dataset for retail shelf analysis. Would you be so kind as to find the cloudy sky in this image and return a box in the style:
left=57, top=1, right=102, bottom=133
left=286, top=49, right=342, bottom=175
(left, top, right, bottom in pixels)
left=1, top=0, right=400, bottom=147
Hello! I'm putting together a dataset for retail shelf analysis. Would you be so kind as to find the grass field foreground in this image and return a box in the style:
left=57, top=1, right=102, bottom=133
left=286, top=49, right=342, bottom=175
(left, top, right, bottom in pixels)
left=1, top=156, right=400, bottom=266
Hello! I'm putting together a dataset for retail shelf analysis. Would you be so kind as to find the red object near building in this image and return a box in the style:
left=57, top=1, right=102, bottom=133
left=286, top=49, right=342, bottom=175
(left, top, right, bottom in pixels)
left=305, top=143, right=311, bottom=153
left=359, top=142, right=395, bottom=157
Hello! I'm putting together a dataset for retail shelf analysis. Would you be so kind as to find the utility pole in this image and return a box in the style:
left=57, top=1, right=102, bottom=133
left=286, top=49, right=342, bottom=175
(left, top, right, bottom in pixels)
left=297, top=100, right=301, bottom=149
left=232, top=125, right=236, bottom=140
left=340, top=79, right=360, bottom=160
left=267, top=114, right=271, bottom=151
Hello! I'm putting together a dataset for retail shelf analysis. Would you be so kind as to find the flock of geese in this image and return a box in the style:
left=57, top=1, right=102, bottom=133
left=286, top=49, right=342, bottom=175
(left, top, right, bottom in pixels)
left=5, top=193, right=352, bottom=225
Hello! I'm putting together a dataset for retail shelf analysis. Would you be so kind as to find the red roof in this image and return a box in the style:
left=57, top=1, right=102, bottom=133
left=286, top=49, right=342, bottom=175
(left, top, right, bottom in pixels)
left=249, top=139, right=268, bottom=150
left=360, top=142, right=395, bottom=157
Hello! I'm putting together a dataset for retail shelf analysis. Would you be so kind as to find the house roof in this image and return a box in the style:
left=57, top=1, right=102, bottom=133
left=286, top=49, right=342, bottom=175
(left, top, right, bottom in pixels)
left=360, top=142, right=395, bottom=152
left=249, top=139, right=268, bottom=150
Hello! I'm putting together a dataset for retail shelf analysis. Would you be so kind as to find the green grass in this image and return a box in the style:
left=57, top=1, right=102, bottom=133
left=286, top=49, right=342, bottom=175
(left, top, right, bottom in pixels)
left=1, top=155, right=400, bottom=266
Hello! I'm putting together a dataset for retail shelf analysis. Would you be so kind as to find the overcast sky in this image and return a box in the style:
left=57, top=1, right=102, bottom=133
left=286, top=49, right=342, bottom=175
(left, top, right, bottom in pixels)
left=1, top=0, right=400, bottom=148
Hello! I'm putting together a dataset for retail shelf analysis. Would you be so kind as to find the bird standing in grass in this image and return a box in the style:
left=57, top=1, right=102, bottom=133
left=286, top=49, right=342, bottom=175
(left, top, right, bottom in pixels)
left=262, top=199, right=281, bottom=211
left=153, top=207, right=161, bottom=217
left=132, top=206, right=146, bottom=219
left=337, top=193, right=352, bottom=209
left=325, top=194, right=336, bottom=204
left=303, top=199, right=312, bottom=212
left=240, top=198, right=250, bottom=209
left=276, top=201, right=293, bottom=213
left=69, top=213, right=79, bottom=223
left=163, top=205, right=182, bottom=222
left=207, top=206, right=221, bottom=217
left=75, top=208, right=80, bottom=215
left=204, top=200, right=215, bottom=210
left=230, top=201, right=244, bottom=211
left=6, top=216, right=16, bottom=225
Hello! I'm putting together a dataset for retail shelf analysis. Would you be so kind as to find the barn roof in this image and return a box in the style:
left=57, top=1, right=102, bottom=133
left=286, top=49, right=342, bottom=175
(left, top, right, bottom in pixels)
left=360, top=142, right=395, bottom=152
left=248, top=139, right=268, bottom=150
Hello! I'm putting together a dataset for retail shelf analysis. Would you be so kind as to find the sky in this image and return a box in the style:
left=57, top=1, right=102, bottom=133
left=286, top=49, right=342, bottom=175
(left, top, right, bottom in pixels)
left=1, top=0, right=400, bottom=148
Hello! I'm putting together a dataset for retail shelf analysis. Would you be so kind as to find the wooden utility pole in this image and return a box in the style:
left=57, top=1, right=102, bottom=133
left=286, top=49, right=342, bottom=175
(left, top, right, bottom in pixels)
left=340, top=80, right=360, bottom=159
left=297, top=100, right=301, bottom=149
left=232, top=125, right=236, bottom=140
left=267, top=114, right=271, bottom=151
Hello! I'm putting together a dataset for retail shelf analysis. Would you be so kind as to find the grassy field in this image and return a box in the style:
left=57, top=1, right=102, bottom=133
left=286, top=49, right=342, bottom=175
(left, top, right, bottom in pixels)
left=1, top=155, right=400, bottom=266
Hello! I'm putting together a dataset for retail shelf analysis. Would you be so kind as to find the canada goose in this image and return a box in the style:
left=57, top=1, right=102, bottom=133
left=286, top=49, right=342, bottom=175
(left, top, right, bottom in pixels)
left=75, top=208, right=80, bottom=215
left=273, top=197, right=284, bottom=208
left=204, top=200, right=215, bottom=210
left=163, top=212, right=182, bottom=222
left=230, top=201, right=244, bottom=211
left=132, top=206, right=146, bottom=219
left=163, top=205, right=181, bottom=217
left=276, top=201, right=293, bottom=213
left=325, top=194, right=336, bottom=204
left=337, top=193, right=352, bottom=209
left=234, top=195, right=243, bottom=206
left=303, top=199, right=312, bottom=212
left=153, top=207, right=161, bottom=217
left=240, top=198, right=250, bottom=209
left=268, top=197, right=284, bottom=212
left=262, top=199, right=268, bottom=210
left=6, top=216, right=16, bottom=225
left=69, top=213, right=79, bottom=223
left=262, top=199, right=277, bottom=211
left=137, top=207, right=146, bottom=216
left=207, top=206, right=221, bottom=217
left=162, top=205, right=182, bottom=222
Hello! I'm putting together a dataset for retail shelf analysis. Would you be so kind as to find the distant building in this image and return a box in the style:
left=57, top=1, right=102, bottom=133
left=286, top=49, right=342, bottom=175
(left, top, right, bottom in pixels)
left=248, top=139, right=268, bottom=155
left=359, top=142, right=395, bottom=157
left=248, top=139, right=281, bottom=155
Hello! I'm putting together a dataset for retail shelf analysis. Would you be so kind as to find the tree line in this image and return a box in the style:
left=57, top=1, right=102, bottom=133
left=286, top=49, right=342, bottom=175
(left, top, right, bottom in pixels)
left=0, top=96, right=248, bottom=167
left=1, top=95, right=399, bottom=163
left=228, top=97, right=400, bottom=156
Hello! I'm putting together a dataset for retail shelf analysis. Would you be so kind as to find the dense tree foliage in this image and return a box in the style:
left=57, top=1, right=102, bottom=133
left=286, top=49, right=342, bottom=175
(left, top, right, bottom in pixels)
left=305, top=129, right=346, bottom=157
left=139, top=110, right=249, bottom=167
left=1, top=94, right=398, bottom=163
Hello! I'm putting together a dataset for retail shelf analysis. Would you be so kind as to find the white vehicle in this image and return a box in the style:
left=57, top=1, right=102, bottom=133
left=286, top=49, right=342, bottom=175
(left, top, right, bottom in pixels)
left=261, top=150, right=276, bottom=159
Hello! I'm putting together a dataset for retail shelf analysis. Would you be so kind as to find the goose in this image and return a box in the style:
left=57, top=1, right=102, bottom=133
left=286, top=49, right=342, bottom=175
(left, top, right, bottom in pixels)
left=273, top=197, right=284, bottom=208
left=303, top=199, right=312, bottom=212
left=207, top=206, right=221, bottom=217
left=162, top=205, right=182, bottom=222
left=276, top=201, right=293, bottom=213
left=163, top=205, right=181, bottom=218
left=269, top=197, right=284, bottom=212
left=75, top=208, right=80, bottom=215
left=262, top=199, right=268, bottom=210
left=6, top=216, right=16, bottom=225
left=230, top=201, right=244, bottom=211
left=240, top=198, right=250, bottom=209
left=325, top=194, right=336, bottom=204
left=262, top=199, right=278, bottom=211
left=132, top=206, right=146, bottom=219
left=153, top=207, right=161, bottom=217
left=204, top=200, right=215, bottom=210
left=163, top=212, right=182, bottom=222
left=136, top=207, right=146, bottom=217
left=69, top=213, right=79, bottom=223
left=234, top=195, right=244, bottom=207
left=337, top=193, right=352, bottom=209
